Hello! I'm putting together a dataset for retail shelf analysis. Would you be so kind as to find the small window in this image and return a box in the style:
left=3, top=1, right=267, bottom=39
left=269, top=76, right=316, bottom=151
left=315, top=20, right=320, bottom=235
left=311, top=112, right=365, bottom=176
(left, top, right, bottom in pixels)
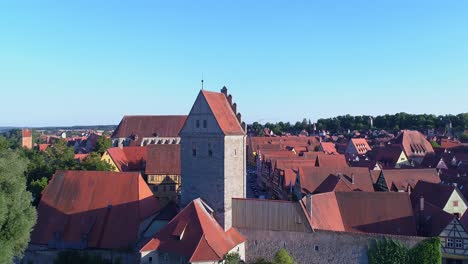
left=203, top=120, right=207, bottom=128
left=456, top=239, right=463, bottom=249
left=149, top=256, right=152, bottom=263
left=196, top=120, right=200, bottom=128
left=453, top=200, right=459, bottom=207
left=447, top=238, right=454, bottom=248
left=314, top=245, right=319, bottom=251
left=192, top=143, right=197, bottom=157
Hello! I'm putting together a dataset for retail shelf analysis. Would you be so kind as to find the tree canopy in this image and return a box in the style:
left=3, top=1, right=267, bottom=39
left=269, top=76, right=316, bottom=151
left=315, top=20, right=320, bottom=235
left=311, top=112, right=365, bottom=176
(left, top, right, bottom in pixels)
left=0, top=150, right=37, bottom=263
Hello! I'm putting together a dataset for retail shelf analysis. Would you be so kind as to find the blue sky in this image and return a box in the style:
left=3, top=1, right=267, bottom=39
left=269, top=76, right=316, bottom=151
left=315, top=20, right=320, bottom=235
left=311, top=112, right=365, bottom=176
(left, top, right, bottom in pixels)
left=0, top=1, right=467, bottom=127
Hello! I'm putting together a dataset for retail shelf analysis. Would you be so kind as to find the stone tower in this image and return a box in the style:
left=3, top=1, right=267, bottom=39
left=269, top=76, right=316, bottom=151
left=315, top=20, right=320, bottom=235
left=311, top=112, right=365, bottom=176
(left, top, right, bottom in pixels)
left=22, top=129, right=32, bottom=149
left=180, top=87, right=246, bottom=231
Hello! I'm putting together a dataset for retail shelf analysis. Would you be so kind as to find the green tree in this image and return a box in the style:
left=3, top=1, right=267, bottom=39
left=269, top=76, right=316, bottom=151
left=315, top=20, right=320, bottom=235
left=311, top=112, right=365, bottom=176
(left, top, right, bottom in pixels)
left=273, top=248, right=295, bottom=264
left=79, top=152, right=114, bottom=171
left=224, top=252, right=241, bottom=264
left=94, top=136, right=112, bottom=155
left=29, top=177, right=49, bottom=206
left=367, top=238, right=409, bottom=264
left=252, top=258, right=272, bottom=264
left=409, top=237, right=441, bottom=264
left=45, top=139, right=78, bottom=170
left=430, top=141, right=441, bottom=148
left=0, top=150, right=37, bottom=263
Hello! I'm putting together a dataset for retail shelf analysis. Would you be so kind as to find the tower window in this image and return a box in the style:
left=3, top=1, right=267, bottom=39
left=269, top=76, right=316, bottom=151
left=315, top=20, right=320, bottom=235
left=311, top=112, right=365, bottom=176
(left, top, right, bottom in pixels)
left=203, top=120, right=207, bottom=128
left=208, top=143, right=213, bottom=157
left=192, top=143, right=197, bottom=157
left=196, top=120, right=200, bottom=128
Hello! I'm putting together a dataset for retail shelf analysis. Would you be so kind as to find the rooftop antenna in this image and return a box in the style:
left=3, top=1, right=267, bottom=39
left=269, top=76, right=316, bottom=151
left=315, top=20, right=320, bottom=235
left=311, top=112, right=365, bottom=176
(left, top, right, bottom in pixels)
left=201, top=73, right=204, bottom=90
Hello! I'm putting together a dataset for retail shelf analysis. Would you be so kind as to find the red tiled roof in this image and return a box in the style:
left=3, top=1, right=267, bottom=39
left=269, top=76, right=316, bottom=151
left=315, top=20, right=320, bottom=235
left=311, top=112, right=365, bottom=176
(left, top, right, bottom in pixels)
left=112, top=115, right=187, bottom=145
left=106, top=146, right=147, bottom=172
left=74, top=153, right=89, bottom=161
left=320, top=142, right=337, bottom=154
left=381, top=169, right=441, bottom=191
left=410, top=181, right=457, bottom=209
left=349, top=138, right=372, bottom=155
left=393, top=130, right=434, bottom=159
left=38, top=144, right=50, bottom=152
left=146, top=144, right=181, bottom=175
left=31, top=171, right=161, bottom=249
left=298, top=166, right=374, bottom=194
left=22, top=129, right=32, bottom=137
left=414, top=200, right=455, bottom=237
left=369, top=146, right=406, bottom=168
left=140, top=198, right=245, bottom=262
left=440, top=139, right=462, bottom=149
left=315, top=153, right=348, bottom=168
left=201, top=90, right=245, bottom=135
left=308, top=192, right=417, bottom=236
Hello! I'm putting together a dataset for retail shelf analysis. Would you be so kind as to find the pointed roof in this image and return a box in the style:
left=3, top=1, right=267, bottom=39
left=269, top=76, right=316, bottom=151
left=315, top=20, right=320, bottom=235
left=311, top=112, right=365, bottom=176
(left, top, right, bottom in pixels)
left=200, top=90, right=245, bottom=135
left=382, top=169, right=441, bottom=191
left=141, top=198, right=245, bottom=262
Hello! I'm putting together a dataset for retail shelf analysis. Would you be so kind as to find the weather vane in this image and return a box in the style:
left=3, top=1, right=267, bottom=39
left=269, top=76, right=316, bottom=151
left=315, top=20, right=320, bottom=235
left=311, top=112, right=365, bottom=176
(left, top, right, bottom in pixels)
left=201, top=73, right=204, bottom=90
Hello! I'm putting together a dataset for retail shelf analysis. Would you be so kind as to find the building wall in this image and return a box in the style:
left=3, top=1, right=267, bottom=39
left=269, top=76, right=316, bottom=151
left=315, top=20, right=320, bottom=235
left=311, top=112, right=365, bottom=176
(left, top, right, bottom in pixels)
left=22, top=136, right=33, bottom=149
left=101, top=151, right=120, bottom=172
left=238, top=228, right=424, bottom=264
left=443, top=190, right=468, bottom=217
left=224, top=135, right=246, bottom=230
left=23, top=247, right=139, bottom=264
left=440, top=219, right=468, bottom=258
left=395, top=151, right=410, bottom=168
left=147, top=174, right=181, bottom=201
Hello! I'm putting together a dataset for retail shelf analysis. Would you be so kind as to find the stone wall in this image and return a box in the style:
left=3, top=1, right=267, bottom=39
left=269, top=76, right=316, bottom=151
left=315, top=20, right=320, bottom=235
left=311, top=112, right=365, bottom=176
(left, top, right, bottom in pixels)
left=21, top=247, right=139, bottom=264
left=238, top=228, right=424, bottom=264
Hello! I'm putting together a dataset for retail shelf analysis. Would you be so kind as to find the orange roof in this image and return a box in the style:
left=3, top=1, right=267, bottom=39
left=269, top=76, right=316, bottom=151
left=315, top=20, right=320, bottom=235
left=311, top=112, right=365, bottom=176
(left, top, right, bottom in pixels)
left=308, top=192, right=417, bottom=236
left=315, top=153, right=348, bottom=167
left=31, top=171, right=161, bottom=249
left=38, top=144, right=50, bottom=152
left=393, top=130, right=434, bottom=159
left=349, top=138, right=372, bottom=155
left=381, top=168, right=441, bottom=191
left=106, top=146, right=147, bottom=172
left=201, top=90, right=245, bottom=135
left=320, top=142, right=338, bottom=154
left=141, top=198, right=245, bottom=262
left=74, top=153, right=89, bottom=161
left=22, top=128, right=32, bottom=137
left=146, top=144, right=181, bottom=175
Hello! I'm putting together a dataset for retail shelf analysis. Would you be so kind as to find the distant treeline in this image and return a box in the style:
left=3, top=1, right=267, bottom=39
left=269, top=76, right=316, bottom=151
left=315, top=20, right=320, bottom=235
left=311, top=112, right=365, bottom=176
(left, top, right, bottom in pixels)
left=250, top=113, right=468, bottom=135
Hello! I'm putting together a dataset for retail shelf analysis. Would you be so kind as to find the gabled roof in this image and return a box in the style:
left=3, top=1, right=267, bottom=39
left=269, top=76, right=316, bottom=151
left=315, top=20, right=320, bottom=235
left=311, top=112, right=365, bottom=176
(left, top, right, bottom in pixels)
left=414, top=200, right=456, bottom=237
left=393, top=130, right=434, bottom=158
left=410, top=181, right=457, bottom=209
left=200, top=90, right=245, bottom=135
left=106, top=146, right=147, bottom=172
left=31, top=171, right=161, bottom=249
left=112, top=115, right=187, bottom=145
left=298, top=166, right=374, bottom=194
left=308, top=192, right=417, bottom=236
left=381, top=169, right=441, bottom=191
left=22, top=128, right=32, bottom=137
left=315, top=153, right=348, bottom=168
left=320, top=142, right=338, bottom=154
left=141, top=198, right=245, bottom=262
left=369, top=146, right=406, bottom=168
left=348, top=138, right=372, bottom=155
left=146, top=144, right=181, bottom=175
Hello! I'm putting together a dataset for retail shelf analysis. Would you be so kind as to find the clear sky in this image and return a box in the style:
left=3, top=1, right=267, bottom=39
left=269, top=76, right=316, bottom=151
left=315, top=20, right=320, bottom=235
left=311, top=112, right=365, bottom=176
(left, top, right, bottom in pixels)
left=0, top=1, right=467, bottom=127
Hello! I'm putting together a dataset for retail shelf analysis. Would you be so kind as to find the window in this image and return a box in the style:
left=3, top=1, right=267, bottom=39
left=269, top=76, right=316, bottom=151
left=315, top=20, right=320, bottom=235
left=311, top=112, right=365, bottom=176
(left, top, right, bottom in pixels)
left=203, top=120, right=207, bottom=128
left=170, top=185, right=176, bottom=191
left=149, top=257, right=152, bottom=263
left=196, top=120, right=200, bottom=128
left=447, top=238, right=454, bottom=248
left=314, top=245, right=319, bottom=251
left=163, top=185, right=166, bottom=191
left=153, top=185, right=158, bottom=191
left=453, top=200, right=459, bottom=207
left=456, top=239, right=463, bottom=249
left=192, top=143, right=197, bottom=157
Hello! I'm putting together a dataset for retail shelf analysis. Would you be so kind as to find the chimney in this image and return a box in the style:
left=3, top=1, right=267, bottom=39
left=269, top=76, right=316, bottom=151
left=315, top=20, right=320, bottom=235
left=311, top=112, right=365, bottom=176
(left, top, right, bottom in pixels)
left=351, top=173, right=355, bottom=184
left=305, top=193, right=312, bottom=219
left=221, top=86, right=228, bottom=96
left=236, top=113, right=242, bottom=123
left=232, top=102, right=237, bottom=114
left=242, top=122, right=247, bottom=132
left=227, top=94, right=233, bottom=105
left=419, top=196, right=424, bottom=212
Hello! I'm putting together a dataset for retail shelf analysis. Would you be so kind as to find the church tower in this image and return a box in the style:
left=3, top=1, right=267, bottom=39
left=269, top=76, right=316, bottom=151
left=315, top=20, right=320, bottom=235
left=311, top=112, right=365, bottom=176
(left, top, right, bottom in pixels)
left=180, top=87, right=246, bottom=230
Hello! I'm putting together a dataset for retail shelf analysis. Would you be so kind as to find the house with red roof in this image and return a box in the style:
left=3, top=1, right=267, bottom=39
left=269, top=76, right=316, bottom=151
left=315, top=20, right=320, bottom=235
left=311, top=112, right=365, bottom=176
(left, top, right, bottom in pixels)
left=22, top=128, right=33, bottom=149
left=101, top=146, right=147, bottom=172
left=318, top=141, right=338, bottom=154
left=112, top=115, right=187, bottom=147
left=145, top=144, right=181, bottom=203
left=140, top=198, right=245, bottom=263
left=26, top=171, right=165, bottom=262
left=375, top=168, right=441, bottom=192
left=392, top=130, right=435, bottom=165
left=345, top=138, right=372, bottom=157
